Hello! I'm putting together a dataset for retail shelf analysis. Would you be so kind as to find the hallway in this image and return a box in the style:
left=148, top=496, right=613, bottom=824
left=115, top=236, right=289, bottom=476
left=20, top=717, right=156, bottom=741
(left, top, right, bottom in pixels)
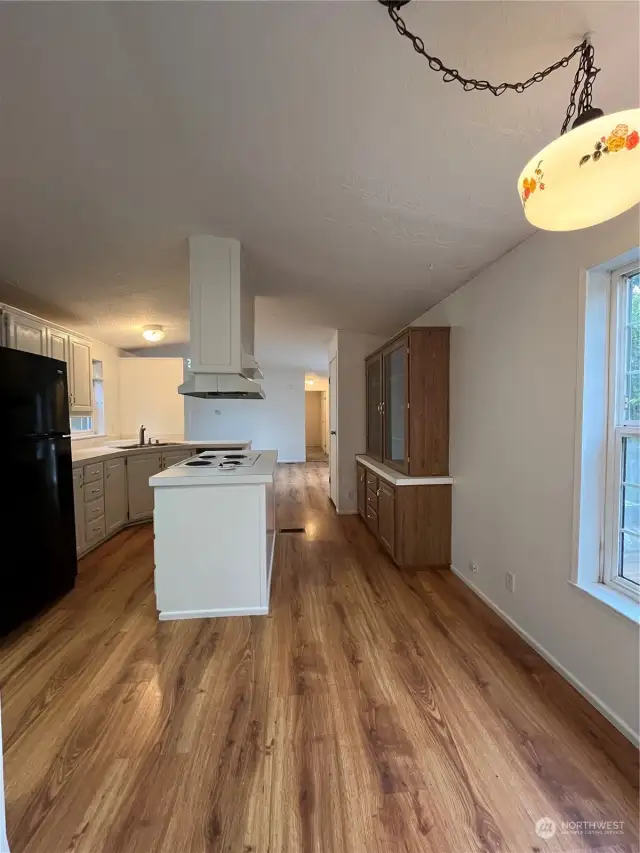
left=0, top=464, right=637, bottom=853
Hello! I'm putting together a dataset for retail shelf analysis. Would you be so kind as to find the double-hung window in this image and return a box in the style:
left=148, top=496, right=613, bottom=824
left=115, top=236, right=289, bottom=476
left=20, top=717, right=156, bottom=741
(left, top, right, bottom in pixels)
left=604, top=263, right=640, bottom=599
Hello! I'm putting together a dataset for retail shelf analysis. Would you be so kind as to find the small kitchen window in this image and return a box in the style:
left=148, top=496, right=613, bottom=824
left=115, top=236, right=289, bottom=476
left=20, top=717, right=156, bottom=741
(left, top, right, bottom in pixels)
left=70, top=415, right=93, bottom=434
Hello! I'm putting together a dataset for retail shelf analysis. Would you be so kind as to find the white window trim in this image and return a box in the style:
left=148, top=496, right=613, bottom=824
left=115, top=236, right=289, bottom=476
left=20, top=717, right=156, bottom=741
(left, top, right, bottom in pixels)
left=571, top=251, right=640, bottom=624
left=603, top=261, right=640, bottom=601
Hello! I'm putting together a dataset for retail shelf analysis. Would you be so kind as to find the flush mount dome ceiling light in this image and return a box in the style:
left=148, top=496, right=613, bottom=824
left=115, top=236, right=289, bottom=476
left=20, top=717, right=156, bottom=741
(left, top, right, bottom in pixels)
left=142, top=325, right=166, bottom=342
left=379, top=0, right=640, bottom=231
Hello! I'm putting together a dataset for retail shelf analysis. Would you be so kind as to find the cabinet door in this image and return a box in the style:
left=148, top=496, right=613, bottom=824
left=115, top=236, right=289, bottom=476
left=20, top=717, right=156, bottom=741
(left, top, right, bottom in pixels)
left=383, top=337, right=409, bottom=472
left=105, top=458, right=128, bottom=535
left=366, top=354, right=384, bottom=460
left=7, top=313, right=47, bottom=355
left=47, top=328, right=69, bottom=364
left=378, top=481, right=396, bottom=557
left=161, top=449, right=192, bottom=469
left=357, top=463, right=366, bottom=519
left=69, top=338, right=92, bottom=412
left=127, top=453, right=162, bottom=521
left=72, top=467, right=85, bottom=557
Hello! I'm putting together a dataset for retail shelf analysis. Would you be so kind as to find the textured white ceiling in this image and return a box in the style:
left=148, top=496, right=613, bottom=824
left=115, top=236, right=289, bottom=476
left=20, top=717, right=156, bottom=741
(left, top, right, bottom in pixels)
left=0, top=1, right=637, bottom=354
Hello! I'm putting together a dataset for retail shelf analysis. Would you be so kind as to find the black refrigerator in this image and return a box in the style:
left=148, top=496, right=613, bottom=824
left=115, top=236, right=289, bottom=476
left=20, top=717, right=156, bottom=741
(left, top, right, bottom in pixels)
left=0, top=347, right=77, bottom=636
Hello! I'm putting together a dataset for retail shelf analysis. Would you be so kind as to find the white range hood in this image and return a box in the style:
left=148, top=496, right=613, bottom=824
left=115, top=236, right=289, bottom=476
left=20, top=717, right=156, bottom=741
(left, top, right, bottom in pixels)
left=178, top=235, right=265, bottom=399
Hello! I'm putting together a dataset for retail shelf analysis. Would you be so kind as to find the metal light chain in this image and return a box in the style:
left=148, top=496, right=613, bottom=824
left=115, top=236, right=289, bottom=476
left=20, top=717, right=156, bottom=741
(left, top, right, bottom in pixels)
left=384, top=2, right=598, bottom=135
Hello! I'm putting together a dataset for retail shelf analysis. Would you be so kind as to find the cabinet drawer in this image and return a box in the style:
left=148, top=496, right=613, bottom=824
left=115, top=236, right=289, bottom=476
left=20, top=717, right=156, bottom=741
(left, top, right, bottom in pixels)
left=366, top=471, right=378, bottom=494
left=85, top=517, right=105, bottom=545
left=84, top=479, right=104, bottom=502
left=85, top=496, right=105, bottom=522
left=366, top=490, right=378, bottom=511
left=365, top=504, right=378, bottom=529
left=83, top=462, right=104, bottom=484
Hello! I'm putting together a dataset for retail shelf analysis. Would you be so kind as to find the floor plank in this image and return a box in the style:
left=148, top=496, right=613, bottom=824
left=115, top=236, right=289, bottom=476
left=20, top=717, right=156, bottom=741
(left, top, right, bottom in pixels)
left=1, top=461, right=638, bottom=853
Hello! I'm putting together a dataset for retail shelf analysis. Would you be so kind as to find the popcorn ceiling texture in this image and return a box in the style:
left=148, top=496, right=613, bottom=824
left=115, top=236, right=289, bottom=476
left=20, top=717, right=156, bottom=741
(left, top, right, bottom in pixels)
left=0, top=1, right=636, bottom=354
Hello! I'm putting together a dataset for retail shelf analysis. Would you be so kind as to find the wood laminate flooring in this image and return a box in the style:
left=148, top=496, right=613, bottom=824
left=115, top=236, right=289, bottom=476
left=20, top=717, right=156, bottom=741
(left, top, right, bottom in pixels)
left=1, top=463, right=638, bottom=853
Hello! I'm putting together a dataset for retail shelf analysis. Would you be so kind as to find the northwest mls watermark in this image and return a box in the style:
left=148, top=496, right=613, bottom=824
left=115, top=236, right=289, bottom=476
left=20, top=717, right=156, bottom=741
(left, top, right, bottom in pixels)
left=535, top=817, right=626, bottom=840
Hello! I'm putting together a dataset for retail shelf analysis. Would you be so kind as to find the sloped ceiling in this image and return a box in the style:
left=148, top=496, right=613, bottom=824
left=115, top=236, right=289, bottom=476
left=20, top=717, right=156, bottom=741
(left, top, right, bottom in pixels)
left=0, top=1, right=637, bottom=355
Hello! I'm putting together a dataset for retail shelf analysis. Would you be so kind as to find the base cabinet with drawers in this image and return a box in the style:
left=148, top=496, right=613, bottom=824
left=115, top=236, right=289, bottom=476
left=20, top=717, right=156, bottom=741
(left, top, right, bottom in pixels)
left=73, top=448, right=197, bottom=557
left=357, top=460, right=451, bottom=567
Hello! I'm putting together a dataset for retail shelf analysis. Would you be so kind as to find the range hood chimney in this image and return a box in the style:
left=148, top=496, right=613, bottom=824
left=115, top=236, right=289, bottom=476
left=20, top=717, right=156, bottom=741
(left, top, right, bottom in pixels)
left=178, top=236, right=265, bottom=399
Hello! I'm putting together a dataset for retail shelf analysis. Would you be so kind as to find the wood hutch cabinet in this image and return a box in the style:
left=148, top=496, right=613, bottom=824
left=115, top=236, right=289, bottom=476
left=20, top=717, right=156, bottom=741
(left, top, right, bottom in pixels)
left=365, top=327, right=450, bottom=477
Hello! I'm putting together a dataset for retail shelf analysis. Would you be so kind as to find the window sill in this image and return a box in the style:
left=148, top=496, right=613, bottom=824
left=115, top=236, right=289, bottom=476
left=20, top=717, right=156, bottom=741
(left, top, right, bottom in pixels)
left=569, top=580, right=640, bottom=624
left=70, top=433, right=108, bottom=442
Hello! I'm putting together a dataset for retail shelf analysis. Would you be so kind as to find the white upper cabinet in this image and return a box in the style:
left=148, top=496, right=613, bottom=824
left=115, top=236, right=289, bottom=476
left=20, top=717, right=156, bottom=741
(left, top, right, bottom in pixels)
left=47, top=327, right=70, bottom=366
left=69, top=337, right=92, bottom=412
left=105, top=458, right=128, bottom=536
left=5, top=311, right=47, bottom=356
left=127, top=452, right=162, bottom=522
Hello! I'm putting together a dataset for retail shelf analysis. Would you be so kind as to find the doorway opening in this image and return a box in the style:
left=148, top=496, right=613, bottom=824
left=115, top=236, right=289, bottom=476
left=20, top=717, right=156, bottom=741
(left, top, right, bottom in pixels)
left=305, top=375, right=328, bottom=464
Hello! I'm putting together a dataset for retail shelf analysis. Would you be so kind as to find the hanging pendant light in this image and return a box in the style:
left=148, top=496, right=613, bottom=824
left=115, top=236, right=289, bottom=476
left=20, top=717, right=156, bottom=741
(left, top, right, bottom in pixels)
left=518, top=106, right=640, bottom=231
left=379, top=1, right=640, bottom=231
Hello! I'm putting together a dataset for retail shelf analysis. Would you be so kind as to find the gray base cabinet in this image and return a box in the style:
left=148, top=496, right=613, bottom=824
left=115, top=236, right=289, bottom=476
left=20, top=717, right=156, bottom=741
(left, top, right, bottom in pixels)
left=73, top=448, right=198, bottom=558
left=105, top=458, right=128, bottom=536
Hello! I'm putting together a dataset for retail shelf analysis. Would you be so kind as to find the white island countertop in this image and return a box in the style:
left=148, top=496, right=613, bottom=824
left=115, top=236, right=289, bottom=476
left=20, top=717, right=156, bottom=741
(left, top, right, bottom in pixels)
left=150, top=450, right=278, bottom=487
left=71, top=440, right=251, bottom=466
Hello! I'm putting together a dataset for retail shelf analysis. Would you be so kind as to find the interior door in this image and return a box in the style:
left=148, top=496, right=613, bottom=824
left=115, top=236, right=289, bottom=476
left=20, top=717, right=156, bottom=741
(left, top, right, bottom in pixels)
left=366, top=354, right=384, bottom=460
left=329, top=355, right=338, bottom=506
left=383, top=337, right=409, bottom=472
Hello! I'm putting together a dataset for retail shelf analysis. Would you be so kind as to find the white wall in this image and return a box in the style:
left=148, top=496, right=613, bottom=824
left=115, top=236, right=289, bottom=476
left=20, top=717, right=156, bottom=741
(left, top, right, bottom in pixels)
left=185, top=364, right=306, bottom=462
left=118, top=357, right=185, bottom=440
left=412, top=206, right=640, bottom=741
left=332, top=330, right=387, bottom=513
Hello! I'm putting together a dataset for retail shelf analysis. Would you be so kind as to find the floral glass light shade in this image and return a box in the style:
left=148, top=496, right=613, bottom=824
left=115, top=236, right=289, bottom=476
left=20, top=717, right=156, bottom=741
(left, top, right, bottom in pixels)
left=142, top=325, right=165, bottom=342
left=518, top=108, right=640, bottom=231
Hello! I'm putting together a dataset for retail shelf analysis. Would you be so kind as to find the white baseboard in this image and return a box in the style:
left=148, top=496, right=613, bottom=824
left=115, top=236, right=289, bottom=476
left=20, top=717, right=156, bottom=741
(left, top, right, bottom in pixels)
left=450, top=564, right=640, bottom=746
left=158, top=606, right=269, bottom=621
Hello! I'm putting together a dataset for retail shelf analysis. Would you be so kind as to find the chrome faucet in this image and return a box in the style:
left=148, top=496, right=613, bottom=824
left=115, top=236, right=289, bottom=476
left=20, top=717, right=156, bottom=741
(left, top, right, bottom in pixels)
left=138, top=424, right=146, bottom=446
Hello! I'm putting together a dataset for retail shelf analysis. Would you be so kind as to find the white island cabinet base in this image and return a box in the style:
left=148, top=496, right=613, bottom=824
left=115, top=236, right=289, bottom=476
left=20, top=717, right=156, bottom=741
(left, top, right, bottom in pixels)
left=151, top=451, right=277, bottom=620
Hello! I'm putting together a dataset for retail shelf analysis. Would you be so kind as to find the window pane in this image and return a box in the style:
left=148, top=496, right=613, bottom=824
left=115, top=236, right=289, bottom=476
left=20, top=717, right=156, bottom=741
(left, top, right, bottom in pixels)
left=624, top=274, right=640, bottom=423
left=70, top=416, right=93, bottom=433
left=620, top=532, right=640, bottom=586
left=619, top=435, right=640, bottom=586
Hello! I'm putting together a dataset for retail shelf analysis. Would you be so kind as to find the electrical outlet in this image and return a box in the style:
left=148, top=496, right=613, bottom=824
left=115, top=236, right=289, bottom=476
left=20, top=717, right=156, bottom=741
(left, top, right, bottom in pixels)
left=505, top=572, right=516, bottom=593
left=469, top=561, right=479, bottom=573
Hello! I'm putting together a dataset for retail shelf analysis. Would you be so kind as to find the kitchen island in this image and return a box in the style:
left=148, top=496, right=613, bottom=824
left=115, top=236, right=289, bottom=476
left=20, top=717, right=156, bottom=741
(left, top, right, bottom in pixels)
left=150, top=450, right=277, bottom=620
